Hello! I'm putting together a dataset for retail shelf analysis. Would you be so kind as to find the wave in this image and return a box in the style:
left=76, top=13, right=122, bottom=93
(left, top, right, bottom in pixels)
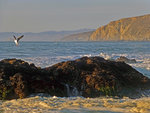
left=1, top=52, right=149, bottom=77
left=23, top=55, right=82, bottom=68
left=99, top=52, right=150, bottom=77
left=1, top=96, right=150, bottom=113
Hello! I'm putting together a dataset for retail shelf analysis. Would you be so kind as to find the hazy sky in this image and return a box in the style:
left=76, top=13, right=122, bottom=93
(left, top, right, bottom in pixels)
left=0, top=0, right=150, bottom=32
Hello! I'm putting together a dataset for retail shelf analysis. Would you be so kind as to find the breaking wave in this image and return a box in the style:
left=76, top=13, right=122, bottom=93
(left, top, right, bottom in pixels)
left=1, top=96, right=150, bottom=113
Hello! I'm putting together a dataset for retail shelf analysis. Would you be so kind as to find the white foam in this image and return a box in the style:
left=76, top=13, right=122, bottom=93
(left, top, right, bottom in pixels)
left=1, top=96, right=150, bottom=113
left=22, top=54, right=95, bottom=68
left=23, top=55, right=81, bottom=68
left=99, top=52, right=150, bottom=77
left=19, top=52, right=150, bottom=78
left=99, top=53, right=111, bottom=60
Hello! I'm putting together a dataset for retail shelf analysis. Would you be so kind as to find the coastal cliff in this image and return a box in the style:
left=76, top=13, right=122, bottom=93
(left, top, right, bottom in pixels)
left=90, top=14, right=150, bottom=41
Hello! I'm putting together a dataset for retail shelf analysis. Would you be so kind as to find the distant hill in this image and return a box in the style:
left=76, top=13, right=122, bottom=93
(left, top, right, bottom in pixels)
left=2, top=14, right=150, bottom=42
left=62, top=31, right=94, bottom=41
left=90, top=14, right=150, bottom=41
left=0, top=29, right=93, bottom=41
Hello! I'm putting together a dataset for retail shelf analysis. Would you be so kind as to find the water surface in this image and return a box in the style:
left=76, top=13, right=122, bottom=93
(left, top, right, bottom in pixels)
left=0, top=41, right=150, bottom=113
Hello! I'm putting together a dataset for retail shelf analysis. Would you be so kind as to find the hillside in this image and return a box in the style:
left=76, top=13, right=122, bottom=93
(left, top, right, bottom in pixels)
left=2, top=14, right=150, bottom=42
left=90, top=14, right=150, bottom=41
left=0, top=29, right=93, bottom=42
left=62, top=31, right=94, bottom=41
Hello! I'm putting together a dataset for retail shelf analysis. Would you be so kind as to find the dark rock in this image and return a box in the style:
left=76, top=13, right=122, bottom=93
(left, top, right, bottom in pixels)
left=0, top=59, right=64, bottom=100
left=0, top=57, right=150, bottom=100
left=10, top=73, right=29, bottom=99
left=116, top=56, right=137, bottom=63
left=45, top=56, right=150, bottom=98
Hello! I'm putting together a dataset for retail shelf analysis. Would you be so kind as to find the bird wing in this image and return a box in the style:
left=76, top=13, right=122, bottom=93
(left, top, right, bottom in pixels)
left=13, top=35, right=17, bottom=40
left=17, top=35, right=24, bottom=41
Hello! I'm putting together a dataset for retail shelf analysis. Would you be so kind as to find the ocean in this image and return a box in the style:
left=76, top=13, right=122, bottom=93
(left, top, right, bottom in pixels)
left=0, top=41, right=150, bottom=113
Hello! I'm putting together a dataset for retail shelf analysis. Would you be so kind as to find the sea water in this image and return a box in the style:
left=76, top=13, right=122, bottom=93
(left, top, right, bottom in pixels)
left=0, top=41, right=150, bottom=113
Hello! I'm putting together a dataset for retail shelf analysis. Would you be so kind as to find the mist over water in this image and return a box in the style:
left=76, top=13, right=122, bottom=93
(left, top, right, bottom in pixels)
left=0, top=41, right=150, bottom=112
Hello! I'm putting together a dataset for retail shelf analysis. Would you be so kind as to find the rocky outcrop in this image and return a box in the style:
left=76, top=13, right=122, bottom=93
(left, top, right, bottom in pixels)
left=0, top=57, right=150, bottom=100
left=45, top=57, right=150, bottom=98
left=90, top=14, right=150, bottom=41
left=0, top=59, right=65, bottom=100
left=116, top=56, right=136, bottom=63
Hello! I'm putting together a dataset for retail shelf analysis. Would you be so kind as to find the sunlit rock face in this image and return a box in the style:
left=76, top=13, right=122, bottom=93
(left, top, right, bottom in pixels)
left=0, top=57, right=150, bottom=100
left=90, top=14, right=150, bottom=41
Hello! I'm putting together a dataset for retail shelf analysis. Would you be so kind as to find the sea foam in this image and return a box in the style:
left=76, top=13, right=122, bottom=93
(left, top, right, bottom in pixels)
left=1, top=96, right=150, bottom=113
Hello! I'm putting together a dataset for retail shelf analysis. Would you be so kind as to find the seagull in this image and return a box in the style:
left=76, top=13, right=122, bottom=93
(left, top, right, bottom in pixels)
left=13, top=35, right=24, bottom=46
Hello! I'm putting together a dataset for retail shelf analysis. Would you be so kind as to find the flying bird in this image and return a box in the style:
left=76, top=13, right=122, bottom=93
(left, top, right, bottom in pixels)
left=13, top=35, right=24, bottom=46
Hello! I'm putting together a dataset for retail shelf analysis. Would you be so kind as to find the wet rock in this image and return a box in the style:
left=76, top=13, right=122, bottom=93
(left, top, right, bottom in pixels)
left=116, top=56, right=136, bottom=63
left=45, top=56, right=150, bottom=98
left=10, top=73, right=29, bottom=99
left=0, top=59, right=65, bottom=100
left=0, top=57, right=150, bottom=100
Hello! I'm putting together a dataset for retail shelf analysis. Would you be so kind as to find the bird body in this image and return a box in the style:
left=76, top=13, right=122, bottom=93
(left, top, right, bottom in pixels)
left=13, top=35, right=24, bottom=46
left=14, top=39, right=18, bottom=46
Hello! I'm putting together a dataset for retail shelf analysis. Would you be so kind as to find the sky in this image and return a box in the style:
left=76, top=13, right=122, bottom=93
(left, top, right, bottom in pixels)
left=0, top=0, right=150, bottom=33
